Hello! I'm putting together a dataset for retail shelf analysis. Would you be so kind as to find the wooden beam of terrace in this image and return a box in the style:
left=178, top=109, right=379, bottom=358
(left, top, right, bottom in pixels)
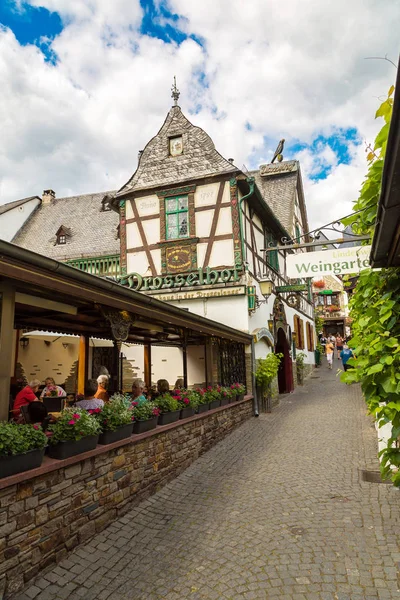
left=0, top=241, right=251, bottom=346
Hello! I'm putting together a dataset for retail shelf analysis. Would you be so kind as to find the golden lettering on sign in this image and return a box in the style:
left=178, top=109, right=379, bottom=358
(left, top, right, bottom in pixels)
left=166, top=246, right=191, bottom=272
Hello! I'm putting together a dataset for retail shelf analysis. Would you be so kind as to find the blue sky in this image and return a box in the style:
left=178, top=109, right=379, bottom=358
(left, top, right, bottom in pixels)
left=0, top=0, right=398, bottom=228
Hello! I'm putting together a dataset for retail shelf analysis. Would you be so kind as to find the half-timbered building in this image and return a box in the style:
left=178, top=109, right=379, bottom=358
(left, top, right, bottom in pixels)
left=114, top=97, right=315, bottom=393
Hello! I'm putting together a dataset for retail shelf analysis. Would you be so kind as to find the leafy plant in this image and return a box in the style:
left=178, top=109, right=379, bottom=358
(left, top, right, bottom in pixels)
left=109, top=392, right=132, bottom=408
left=296, top=352, right=306, bottom=369
left=232, top=383, right=246, bottom=395
left=131, top=401, right=160, bottom=421
left=195, top=388, right=209, bottom=406
left=48, top=408, right=100, bottom=444
left=155, top=394, right=180, bottom=413
left=255, top=353, right=283, bottom=391
left=172, top=389, right=199, bottom=409
left=91, top=397, right=133, bottom=431
left=203, top=387, right=221, bottom=403
left=0, top=422, right=47, bottom=456
left=340, top=86, right=400, bottom=486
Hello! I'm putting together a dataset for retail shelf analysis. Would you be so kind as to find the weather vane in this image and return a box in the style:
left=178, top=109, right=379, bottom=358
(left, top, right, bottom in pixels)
left=171, top=76, right=180, bottom=106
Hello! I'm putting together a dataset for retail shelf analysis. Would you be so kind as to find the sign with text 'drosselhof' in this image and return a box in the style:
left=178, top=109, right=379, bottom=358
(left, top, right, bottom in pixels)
left=286, top=246, right=372, bottom=278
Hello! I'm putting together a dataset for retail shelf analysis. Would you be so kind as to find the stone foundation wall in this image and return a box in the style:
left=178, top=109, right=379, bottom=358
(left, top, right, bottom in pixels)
left=0, top=399, right=253, bottom=598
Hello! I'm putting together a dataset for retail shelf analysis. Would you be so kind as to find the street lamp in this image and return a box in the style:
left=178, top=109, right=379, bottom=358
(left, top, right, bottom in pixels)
left=259, top=279, right=274, bottom=297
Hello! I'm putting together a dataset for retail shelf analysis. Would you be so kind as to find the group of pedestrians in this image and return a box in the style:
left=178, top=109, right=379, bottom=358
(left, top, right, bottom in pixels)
left=318, top=332, right=354, bottom=371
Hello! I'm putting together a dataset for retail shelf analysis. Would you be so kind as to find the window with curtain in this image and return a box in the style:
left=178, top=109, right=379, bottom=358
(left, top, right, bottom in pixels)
left=165, top=196, right=189, bottom=240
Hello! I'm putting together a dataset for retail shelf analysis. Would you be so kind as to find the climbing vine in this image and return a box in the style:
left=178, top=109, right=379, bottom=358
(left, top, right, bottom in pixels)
left=341, top=85, right=400, bottom=485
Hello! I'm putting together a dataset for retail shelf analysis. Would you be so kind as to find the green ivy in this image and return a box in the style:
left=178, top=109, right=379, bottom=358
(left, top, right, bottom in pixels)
left=341, top=85, right=400, bottom=486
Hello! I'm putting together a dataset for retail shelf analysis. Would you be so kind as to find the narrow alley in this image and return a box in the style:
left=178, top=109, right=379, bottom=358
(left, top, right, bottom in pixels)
left=17, top=363, right=400, bottom=600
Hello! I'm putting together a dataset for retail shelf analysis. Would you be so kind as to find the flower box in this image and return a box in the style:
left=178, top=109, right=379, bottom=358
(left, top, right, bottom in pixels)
left=0, top=448, right=45, bottom=479
left=220, top=397, right=230, bottom=406
left=98, top=423, right=133, bottom=445
left=197, top=403, right=210, bottom=414
left=180, top=407, right=195, bottom=419
left=209, top=399, right=221, bottom=410
left=158, top=410, right=180, bottom=426
left=237, top=394, right=245, bottom=402
left=48, top=435, right=99, bottom=460
left=132, top=416, right=158, bottom=434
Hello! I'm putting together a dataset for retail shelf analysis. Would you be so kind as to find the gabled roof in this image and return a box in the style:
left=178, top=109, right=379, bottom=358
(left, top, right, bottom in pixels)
left=13, top=191, right=119, bottom=260
left=117, top=105, right=237, bottom=197
left=0, top=196, right=40, bottom=215
left=249, top=160, right=310, bottom=238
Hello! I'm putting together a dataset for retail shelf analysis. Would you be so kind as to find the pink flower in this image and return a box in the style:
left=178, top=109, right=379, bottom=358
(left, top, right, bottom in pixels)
left=183, top=398, right=190, bottom=405
left=207, top=386, right=212, bottom=391
left=152, top=408, right=160, bottom=416
left=131, top=401, right=139, bottom=407
left=94, top=408, right=101, bottom=414
left=73, top=413, right=80, bottom=419
left=33, top=424, right=39, bottom=430
left=172, top=395, right=180, bottom=401
left=68, top=420, right=76, bottom=425
left=131, top=415, right=135, bottom=421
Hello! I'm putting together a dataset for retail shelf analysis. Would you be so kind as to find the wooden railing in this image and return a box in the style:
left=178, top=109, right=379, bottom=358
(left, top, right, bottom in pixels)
left=65, top=254, right=120, bottom=277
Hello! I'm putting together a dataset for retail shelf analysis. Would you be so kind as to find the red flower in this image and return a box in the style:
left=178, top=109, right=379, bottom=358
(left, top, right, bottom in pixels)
left=131, top=415, right=135, bottom=421
left=172, top=395, right=180, bottom=401
left=131, top=401, right=139, bottom=407
left=94, top=408, right=101, bottom=413
left=33, top=424, right=39, bottom=430
left=73, top=413, right=80, bottom=419
left=68, top=420, right=76, bottom=425
left=183, top=398, right=190, bottom=405
left=152, top=408, right=160, bottom=416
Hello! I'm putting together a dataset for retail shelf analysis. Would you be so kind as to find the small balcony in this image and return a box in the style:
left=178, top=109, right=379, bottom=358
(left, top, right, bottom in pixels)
left=65, top=254, right=120, bottom=278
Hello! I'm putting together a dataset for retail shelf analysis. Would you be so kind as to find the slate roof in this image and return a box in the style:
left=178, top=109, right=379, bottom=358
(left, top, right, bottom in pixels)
left=118, top=106, right=237, bottom=196
left=13, top=191, right=119, bottom=260
left=0, top=196, right=40, bottom=215
left=249, top=161, right=299, bottom=234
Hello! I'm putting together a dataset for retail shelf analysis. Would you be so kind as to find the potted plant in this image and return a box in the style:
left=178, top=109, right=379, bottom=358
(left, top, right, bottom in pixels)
left=255, top=353, right=283, bottom=413
left=91, top=397, right=134, bottom=445
left=131, top=402, right=160, bottom=434
left=47, top=408, right=100, bottom=459
left=155, top=394, right=180, bottom=425
left=234, top=383, right=246, bottom=401
left=219, top=386, right=231, bottom=406
left=0, top=422, right=47, bottom=478
left=195, top=389, right=210, bottom=414
left=205, top=386, right=221, bottom=410
left=176, top=390, right=199, bottom=419
left=296, top=352, right=306, bottom=385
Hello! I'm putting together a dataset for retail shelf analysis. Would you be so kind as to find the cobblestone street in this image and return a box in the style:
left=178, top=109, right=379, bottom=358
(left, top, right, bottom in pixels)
left=17, top=363, right=400, bottom=600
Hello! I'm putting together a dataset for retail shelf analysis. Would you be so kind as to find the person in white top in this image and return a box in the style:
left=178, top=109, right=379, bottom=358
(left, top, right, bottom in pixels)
left=40, top=377, right=66, bottom=398
left=75, top=379, right=105, bottom=411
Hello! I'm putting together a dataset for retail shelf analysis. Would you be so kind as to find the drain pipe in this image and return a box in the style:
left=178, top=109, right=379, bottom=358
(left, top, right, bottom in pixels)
left=251, top=339, right=259, bottom=417
left=237, top=176, right=255, bottom=265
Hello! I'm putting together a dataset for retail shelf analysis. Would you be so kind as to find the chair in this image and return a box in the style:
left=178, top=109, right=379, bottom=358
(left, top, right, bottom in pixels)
left=42, top=396, right=66, bottom=412
left=20, top=404, right=31, bottom=423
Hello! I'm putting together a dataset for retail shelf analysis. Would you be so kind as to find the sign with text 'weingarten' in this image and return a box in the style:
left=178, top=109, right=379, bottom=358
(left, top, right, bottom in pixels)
left=286, top=246, right=372, bottom=278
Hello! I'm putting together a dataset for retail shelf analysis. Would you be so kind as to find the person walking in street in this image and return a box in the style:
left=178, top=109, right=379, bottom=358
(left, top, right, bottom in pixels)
left=320, top=334, right=327, bottom=354
left=325, top=339, right=334, bottom=369
left=340, top=344, right=354, bottom=371
left=335, top=333, right=344, bottom=359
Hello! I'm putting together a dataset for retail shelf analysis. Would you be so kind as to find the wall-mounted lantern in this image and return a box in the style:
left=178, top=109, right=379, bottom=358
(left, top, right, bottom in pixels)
left=19, top=337, right=29, bottom=349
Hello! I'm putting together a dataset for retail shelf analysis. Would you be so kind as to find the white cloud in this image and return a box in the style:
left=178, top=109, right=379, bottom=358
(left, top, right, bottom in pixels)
left=0, top=0, right=399, bottom=233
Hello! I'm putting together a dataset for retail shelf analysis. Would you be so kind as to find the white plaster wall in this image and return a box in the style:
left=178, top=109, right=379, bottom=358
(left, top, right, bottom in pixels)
left=167, top=295, right=248, bottom=331
left=136, top=195, right=159, bottom=217
left=142, top=218, right=160, bottom=245
left=215, top=207, right=233, bottom=236
left=197, top=243, right=207, bottom=269
left=126, top=222, right=140, bottom=249
left=188, top=346, right=206, bottom=386
left=195, top=210, right=213, bottom=238
left=150, top=249, right=162, bottom=275
left=209, top=239, right=234, bottom=268
left=18, top=339, right=79, bottom=386
left=127, top=251, right=148, bottom=276
left=0, top=198, right=41, bottom=242
left=194, top=182, right=220, bottom=208
left=126, top=201, right=134, bottom=220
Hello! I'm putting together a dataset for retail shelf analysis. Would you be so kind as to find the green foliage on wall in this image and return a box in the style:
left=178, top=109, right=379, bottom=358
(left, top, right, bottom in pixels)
left=341, top=86, right=400, bottom=486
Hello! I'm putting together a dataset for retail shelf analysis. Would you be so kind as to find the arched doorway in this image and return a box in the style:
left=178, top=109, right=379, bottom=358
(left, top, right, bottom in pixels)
left=275, top=327, right=294, bottom=394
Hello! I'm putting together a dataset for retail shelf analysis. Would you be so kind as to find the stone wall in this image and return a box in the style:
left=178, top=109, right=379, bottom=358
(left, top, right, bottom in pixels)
left=0, top=399, right=253, bottom=598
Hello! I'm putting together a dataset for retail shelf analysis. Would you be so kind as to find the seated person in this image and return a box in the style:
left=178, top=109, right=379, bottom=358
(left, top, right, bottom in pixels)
left=75, top=379, right=105, bottom=411
left=66, top=393, right=76, bottom=406
left=40, top=377, right=66, bottom=398
left=95, top=374, right=110, bottom=403
left=131, top=378, right=147, bottom=406
left=13, top=379, right=41, bottom=420
left=27, top=401, right=52, bottom=433
left=174, top=378, right=184, bottom=390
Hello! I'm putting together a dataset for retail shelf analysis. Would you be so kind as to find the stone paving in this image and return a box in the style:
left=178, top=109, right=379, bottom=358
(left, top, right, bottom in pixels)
left=16, top=362, right=400, bottom=600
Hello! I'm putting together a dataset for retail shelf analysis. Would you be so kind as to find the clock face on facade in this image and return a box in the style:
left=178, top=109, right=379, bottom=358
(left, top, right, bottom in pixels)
left=169, top=136, right=183, bottom=157
left=166, top=246, right=191, bottom=272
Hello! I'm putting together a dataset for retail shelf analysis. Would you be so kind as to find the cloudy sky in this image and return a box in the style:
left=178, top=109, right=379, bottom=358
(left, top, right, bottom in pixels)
left=0, top=0, right=399, bottom=230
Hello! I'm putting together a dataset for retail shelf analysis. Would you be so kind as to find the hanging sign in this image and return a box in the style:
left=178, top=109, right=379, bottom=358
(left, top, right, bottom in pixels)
left=286, top=246, right=372, bottom=278
left=253, top=328, right=275, bottom=346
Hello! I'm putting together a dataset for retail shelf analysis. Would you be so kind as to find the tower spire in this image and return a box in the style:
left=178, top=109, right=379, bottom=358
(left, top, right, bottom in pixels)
left=171, top=76, right=180, bottom=106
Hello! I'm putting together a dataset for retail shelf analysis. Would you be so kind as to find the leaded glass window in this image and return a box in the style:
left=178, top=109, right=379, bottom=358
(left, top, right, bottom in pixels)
left=165, top=196, right=189, bottom=240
